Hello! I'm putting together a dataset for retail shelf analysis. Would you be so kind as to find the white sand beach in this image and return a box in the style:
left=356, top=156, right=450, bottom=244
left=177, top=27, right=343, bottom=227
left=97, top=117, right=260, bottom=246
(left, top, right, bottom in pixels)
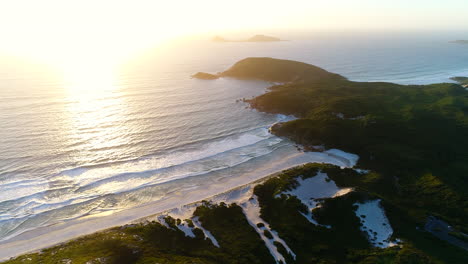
left=0, top=149, right=358, bottom=261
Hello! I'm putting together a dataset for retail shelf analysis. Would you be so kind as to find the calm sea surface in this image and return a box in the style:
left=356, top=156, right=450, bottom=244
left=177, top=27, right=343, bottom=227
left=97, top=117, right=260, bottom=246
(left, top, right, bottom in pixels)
left=1, top=32, right=467, bottom=241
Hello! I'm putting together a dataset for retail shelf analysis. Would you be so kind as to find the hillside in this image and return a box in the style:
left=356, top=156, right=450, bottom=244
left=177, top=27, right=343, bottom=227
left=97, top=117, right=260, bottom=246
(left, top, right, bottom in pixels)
left=220, top=57, right=346, bottom=83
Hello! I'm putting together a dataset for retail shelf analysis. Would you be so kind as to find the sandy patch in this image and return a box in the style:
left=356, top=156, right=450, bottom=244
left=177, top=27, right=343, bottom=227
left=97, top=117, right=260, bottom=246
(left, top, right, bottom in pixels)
left=354, top=200, right=397, bottom=248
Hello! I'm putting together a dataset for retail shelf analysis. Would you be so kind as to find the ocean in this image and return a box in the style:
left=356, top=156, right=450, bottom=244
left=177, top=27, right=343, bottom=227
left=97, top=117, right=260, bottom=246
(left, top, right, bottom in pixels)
left=1, top=31, right=467, bottom=241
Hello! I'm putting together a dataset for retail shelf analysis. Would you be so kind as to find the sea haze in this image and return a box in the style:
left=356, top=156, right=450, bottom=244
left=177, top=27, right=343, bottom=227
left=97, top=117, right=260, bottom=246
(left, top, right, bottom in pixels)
left=0, top=32, right=467, bottom=241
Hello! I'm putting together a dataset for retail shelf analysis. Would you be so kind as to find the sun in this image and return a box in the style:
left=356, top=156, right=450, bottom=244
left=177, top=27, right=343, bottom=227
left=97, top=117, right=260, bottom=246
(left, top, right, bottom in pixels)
left=0, top=1, right=180, bottom=93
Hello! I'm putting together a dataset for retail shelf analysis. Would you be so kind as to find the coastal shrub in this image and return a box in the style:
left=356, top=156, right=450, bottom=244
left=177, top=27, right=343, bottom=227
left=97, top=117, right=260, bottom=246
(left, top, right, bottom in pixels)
left=246, top=58, right=468, bottom=263
left=193, top=203, right=275, bottom=264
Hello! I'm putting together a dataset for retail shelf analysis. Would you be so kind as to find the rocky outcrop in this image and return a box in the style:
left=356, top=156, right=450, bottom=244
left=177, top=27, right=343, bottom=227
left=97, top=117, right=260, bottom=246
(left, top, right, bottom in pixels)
left=450, top=40, right=468, bottom=44
left=212, top=35, right=227, bottom=42
left=212, top=35, right=283, bottom=42
left=192, top=72, right=219, bottom=80
left=451, top=76, right=468, bottom=87
left=247, top=35, right=281, bottom=42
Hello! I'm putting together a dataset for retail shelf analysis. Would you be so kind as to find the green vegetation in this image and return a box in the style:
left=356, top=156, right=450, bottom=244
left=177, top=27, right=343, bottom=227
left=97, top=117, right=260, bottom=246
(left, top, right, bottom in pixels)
left=2, top=223, right=215, bottom=264
left=220, top=57, right=346, bottom=83
left=237, top=57, right=468, bottom=262
left=4, top=204, right=273, bottom=264
left=193, top=202, right=275, bottom=263
left=3, top=164, right=465, bottom=263
left=227, top=161, right=466, bottom=263
left=4, top=57, right=468, bottom=263
left=253, top=165, right=367, bottom=263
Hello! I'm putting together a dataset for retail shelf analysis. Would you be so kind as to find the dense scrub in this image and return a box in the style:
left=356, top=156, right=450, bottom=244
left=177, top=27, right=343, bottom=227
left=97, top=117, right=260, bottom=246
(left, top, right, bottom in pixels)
left=4, top=164, right=466, bottom=264
left=253, top=164, right=457, bottom=263
left=220, top=57, right=346, bottom=83
left=238, top=57, right=468, bottom=261
left=3, top=204, right=272, bottom=264
left=248, top=64, right=468, bottom=227
left=193, top=203, right=275, bottom=264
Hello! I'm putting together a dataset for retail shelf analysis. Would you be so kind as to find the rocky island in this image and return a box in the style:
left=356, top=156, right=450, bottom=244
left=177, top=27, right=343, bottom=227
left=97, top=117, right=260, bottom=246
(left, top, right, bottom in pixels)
left=3, top=58, right=468, bottom=264
left=247, top=35, right=282, bottom=42
left=191, top=72, right=219, bottom=80
left=450, top=40, right=468, bottom=44
left=212, top=34, right=283, bottom=42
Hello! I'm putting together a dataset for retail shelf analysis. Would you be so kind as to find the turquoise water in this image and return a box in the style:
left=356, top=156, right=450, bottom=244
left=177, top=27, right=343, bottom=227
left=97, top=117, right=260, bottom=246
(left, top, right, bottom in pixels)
left=0, top=31, right=467, bottom=241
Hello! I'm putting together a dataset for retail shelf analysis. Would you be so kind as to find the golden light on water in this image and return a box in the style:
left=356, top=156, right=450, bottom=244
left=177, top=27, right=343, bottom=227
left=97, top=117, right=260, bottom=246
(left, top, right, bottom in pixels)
left=61, top=62, right=117, bottom=92
left=63, top=81, right=131, bottom=164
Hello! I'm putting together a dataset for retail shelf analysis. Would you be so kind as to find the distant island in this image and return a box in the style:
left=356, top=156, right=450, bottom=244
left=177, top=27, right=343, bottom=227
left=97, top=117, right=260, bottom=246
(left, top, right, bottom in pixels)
left=212, top=34, right=283, bottom=42
left=247, top=35, right=282, bottom=42
left=450, top=40, right=468, bottom=44
left=191, top=72, right=219, bottom=80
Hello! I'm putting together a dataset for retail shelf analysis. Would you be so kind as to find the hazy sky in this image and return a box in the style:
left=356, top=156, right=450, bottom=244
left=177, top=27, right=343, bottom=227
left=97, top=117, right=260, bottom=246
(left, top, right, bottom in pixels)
left=0, top=0, right=466, bottom=69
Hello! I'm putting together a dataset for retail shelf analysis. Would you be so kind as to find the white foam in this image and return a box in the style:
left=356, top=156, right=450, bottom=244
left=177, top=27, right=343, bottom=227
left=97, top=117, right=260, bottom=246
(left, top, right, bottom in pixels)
left=275, top=114, right=297, bottom=123
left=0, top=147, right=359, bottom=261
left=354, top=200, right=397, bottom=248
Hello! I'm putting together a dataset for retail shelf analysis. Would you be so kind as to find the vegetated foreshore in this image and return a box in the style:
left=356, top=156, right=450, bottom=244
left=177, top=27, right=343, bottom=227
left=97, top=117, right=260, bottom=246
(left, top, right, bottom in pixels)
left=0, top=146, right=356, bottom=261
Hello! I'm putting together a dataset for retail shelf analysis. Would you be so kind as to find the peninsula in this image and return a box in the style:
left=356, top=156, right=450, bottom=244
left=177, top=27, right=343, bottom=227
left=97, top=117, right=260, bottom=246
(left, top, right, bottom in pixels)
left=3, top=58, right=468, bottom=264
left=451, top=76, right=468, bottom=87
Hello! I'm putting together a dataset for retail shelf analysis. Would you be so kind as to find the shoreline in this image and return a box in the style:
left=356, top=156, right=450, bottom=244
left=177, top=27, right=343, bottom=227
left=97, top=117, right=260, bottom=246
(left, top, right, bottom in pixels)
left=0, top=149, right=357, bottom=261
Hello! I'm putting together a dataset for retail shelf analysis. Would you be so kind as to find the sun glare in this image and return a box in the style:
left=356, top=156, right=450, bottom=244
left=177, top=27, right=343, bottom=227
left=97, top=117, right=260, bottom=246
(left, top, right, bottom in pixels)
left=2, top=0, right=466, bottom=93
left=0, top=1, right=191, bottom=93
